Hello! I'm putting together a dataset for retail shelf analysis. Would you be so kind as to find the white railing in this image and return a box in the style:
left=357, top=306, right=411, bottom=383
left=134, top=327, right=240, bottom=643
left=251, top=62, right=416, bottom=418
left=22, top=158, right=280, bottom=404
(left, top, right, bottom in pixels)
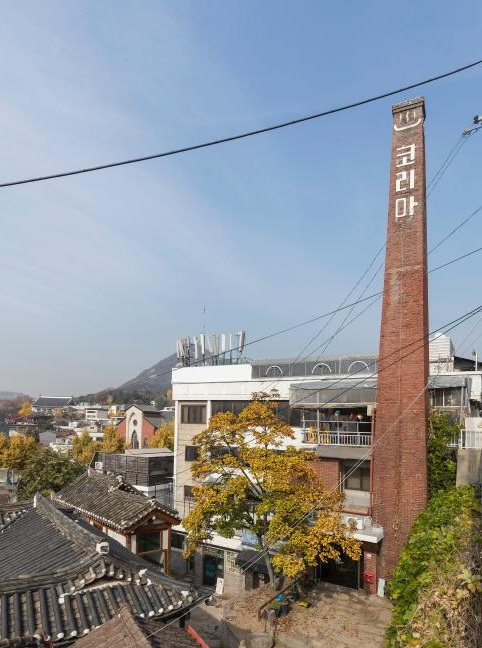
left=450, top=429, right=482, bottom=449
left=301, top=429, right=371, bottom=446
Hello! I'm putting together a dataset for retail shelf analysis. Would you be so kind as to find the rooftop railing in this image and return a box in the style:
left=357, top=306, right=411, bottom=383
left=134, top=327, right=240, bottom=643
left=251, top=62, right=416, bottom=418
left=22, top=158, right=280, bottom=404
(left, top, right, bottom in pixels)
left=449, top=429, right=482, bottom=449
left=301, top=422, right=371, bottom=447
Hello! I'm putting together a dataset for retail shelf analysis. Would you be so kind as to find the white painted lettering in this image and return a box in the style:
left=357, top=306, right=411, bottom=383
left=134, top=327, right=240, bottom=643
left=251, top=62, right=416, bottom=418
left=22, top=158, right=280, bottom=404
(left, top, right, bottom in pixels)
left=396, top=144, right=416, bottom=167
left=395, top=169, right=415, bottom=193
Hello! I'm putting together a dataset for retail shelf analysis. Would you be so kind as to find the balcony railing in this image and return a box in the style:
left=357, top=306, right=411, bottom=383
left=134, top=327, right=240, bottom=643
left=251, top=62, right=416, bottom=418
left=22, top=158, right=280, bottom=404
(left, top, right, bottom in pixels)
left=301, top=425, right=371, bottom=447
left=450, top=429, right=482, bottom=449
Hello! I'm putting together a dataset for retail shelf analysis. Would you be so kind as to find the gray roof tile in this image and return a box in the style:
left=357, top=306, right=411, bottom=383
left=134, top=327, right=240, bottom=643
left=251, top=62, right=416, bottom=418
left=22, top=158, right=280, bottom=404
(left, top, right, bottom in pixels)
left=52, top=472, right=179, bottom=530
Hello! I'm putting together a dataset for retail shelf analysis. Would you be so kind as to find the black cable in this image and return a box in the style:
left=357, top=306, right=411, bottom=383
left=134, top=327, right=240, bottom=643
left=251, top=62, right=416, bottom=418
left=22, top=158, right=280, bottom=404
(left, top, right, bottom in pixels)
left=169, top=302, right=482, bottom=484
left=429, top=206, right=482, bottom=255
left=1, top=59, right=481, bottom=189
left=116, top=241, right=482, bottom=390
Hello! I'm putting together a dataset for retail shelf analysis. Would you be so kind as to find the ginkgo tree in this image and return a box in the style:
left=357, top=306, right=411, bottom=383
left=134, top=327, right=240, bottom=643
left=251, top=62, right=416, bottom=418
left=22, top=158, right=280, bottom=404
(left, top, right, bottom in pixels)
left=183, top=392, right=360, bottom=583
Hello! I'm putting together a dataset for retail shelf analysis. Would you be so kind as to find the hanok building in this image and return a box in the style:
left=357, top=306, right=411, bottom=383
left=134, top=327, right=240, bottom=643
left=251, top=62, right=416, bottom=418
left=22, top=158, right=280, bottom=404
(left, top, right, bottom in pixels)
left=0, top=495, right=197, bottom=646
left=74, top=605, right=201, bottom=648
left=32, top=395, right=76, bottom=413
left=91, top=447, right=175, bottom=507
left=52, top=471, right=181, bottom=573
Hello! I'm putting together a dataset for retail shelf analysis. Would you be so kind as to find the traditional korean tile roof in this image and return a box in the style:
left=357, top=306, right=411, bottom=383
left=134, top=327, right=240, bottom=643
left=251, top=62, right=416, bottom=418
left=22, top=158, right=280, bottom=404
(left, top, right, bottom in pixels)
left=0, top=501, right=31, bottom=532
left=33, top=396, right=75, bottom=408
left=52, top=471, right=180, bottom=531
left=0, top=495, right=197, bottom=647
left=74, top=605, right=199, bottom=648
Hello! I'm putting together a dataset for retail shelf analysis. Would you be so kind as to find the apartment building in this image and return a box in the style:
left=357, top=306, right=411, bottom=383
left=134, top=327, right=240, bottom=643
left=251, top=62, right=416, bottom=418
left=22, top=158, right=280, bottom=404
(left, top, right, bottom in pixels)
left=171, top=334, right=482, bottom=594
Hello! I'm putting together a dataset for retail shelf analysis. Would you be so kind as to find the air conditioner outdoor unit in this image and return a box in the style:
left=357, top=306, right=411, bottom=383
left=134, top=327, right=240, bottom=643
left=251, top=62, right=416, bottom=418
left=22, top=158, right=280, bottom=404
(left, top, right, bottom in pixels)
left=94, top=461, right=104, bottom=471
left=344, top=515, right=364, bottom=531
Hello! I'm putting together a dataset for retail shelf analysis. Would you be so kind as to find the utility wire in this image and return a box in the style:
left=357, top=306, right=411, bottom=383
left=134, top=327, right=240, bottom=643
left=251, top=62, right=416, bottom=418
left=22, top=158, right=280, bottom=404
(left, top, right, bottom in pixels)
left=1, top=59, right=482, bottom=189
left=166, top=302, right=482, bottom=486
left=118, top=239, right=482, bottom=390
left=156, top=301, right=482, bottom=632
left=148, top=376, right=431, bottom=637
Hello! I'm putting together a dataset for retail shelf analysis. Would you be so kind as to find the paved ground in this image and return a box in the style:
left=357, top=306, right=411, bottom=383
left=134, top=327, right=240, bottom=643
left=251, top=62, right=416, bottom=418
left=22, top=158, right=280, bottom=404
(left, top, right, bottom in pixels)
left=188, top=582, right=393, bottom=648
left=274, top=582, right=392, bottom=648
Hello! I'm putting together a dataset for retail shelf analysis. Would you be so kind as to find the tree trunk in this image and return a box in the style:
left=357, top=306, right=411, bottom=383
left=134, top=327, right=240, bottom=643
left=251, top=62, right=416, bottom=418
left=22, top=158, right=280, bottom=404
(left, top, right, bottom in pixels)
left=259, top=524, right=275, bottom=589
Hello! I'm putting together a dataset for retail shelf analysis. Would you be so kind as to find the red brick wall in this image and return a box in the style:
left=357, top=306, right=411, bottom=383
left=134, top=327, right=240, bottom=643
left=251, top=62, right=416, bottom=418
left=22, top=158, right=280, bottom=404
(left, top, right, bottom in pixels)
left=372, top=97, right=429, bottom=580
left=308, top=458, right=340, bottom=491
left=362, top=544, right=379, bottom=595
left=116, top=419, right=126, bottom=441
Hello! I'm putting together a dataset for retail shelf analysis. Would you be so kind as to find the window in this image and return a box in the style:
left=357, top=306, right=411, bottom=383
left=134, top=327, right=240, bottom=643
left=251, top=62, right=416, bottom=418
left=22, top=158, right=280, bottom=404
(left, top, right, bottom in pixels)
left=181, top=405, right=206, bottom=425
left=137, top=531, right=165, bottom=568
left=343, top=461, right=370, bottom=491
left=212, top=401, right=251, bottom=416
left=185, top=446, right=199, bottom=461
left=171, top=531, right=186, bottom=551
left=184, top=485, right=195, bottom=498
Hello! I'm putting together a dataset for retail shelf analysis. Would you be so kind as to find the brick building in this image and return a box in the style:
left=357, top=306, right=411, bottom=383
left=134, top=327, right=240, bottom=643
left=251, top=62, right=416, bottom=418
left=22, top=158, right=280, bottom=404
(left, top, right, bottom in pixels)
left=116, top=404, right=171, bottom=449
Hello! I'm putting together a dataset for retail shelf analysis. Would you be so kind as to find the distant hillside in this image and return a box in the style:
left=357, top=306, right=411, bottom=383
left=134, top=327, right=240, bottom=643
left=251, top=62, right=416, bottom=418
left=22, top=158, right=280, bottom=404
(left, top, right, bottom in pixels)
left=0, top=391, right=28, bottom=400
left=118, top=353, right=179, bottom=392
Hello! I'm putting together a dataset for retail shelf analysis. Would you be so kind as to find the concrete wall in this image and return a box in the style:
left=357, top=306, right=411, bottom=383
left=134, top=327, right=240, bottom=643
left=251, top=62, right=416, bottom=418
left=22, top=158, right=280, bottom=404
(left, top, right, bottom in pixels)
left=456, top=449, right=482, bottom=485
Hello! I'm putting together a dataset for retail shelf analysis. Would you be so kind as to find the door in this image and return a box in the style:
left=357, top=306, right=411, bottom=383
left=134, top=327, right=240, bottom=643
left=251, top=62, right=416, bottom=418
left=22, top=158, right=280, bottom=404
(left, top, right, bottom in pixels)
left=202, top=555, right=217, bottom=587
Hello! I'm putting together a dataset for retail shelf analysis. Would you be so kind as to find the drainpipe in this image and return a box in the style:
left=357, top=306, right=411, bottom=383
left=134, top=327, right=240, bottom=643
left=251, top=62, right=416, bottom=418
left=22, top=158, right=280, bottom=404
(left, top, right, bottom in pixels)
left=369, top=408, right=376, bottom=519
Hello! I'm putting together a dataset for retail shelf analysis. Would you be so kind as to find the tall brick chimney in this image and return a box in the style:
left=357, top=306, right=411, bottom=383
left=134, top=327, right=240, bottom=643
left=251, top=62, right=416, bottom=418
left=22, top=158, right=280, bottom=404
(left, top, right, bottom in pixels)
left=372, top=97, right=429, bottom=582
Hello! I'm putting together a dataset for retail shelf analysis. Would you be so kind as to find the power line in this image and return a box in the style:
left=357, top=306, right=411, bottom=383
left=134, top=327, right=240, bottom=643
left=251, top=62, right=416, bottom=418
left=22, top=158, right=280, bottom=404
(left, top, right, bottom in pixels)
left=167, top=302, right=482, bottom=485
left=116, top=239, right=482, bottom=390
left=156, top=302, right=482, bottom=632
left=1, top=59, right=482, bottom=189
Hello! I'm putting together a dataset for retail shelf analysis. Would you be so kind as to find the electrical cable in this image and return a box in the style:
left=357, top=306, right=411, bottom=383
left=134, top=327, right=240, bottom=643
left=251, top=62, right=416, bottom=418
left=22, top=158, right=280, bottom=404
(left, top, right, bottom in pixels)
left=117, top=239, right=482, bottom=391
left=162, top=302, right=482, bottom=490
left=141, top=304, right=481, bottom=641
left=1, top=59, right=482, bottom=189
left=146, top=382, right=429, bottom=638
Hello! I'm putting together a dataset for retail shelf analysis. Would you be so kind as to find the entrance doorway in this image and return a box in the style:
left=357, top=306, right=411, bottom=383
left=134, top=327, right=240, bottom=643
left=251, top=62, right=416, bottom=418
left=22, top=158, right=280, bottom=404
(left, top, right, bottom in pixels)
left=202, top=555, right=218, bottom=587
left=320, top=553, right=362, bottom=590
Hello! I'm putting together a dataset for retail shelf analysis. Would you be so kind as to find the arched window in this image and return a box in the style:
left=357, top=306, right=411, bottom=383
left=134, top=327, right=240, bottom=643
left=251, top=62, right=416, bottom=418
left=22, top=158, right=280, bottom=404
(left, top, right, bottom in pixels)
left=131, top=430, right=139, bottom=449
left=347, top=360, right=369, bottom=374
left=265, top=365, right=283, bottom=377
left=312, top=362, right=332, bottom=375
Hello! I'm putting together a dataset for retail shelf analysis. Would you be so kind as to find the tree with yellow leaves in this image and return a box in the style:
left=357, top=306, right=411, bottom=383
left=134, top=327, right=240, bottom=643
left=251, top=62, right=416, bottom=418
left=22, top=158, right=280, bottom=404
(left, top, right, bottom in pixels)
left=18, top=401, right=33, bottom=418
left=183, top=392, right=360, bottom=584
left=149, top=421, right=174, bottom=451
left=72, top=430, right=102, bottom=465
left=0, top=434, right=39, bottom=470
left=102, top=422, right=125, bottom=454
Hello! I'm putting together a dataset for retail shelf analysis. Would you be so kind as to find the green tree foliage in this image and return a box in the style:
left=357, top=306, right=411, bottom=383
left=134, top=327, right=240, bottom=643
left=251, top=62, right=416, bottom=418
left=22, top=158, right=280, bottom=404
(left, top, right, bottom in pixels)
left=18, top=449, right=85, bottom=499
left=183, top=392, right=360, bottom=583
left=72, top=430, right=102, bottom=465
left=102, top=422, right=125, bottom=453
left=386, top=485, right=481, bottom=647
left=428, top=411, right=458, bottom=497
left=0, top=434, right=39, bottom=470
left=149, top=421, right=174, bottom=451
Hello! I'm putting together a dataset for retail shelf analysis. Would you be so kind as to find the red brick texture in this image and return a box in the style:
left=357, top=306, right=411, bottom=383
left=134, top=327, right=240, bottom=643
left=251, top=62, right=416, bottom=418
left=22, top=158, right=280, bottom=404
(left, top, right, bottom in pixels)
left=308, top=458, right=340, bottom=491
left=362, top=544, right=379, bottom=595
left=372, top=97, right=429, bottom=581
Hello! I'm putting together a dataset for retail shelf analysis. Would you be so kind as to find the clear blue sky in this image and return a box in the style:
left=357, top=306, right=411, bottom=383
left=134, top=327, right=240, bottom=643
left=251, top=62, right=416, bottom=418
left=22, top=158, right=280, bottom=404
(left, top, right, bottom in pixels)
left=1, top=1, right=481, bottom=396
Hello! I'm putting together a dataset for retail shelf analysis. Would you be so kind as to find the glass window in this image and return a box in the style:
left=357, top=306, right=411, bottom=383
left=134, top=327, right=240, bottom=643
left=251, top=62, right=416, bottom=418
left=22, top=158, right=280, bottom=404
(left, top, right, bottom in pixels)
left=171, top=532, right=186, bottom=551
left=185, top=446, right=199, bottom=461
left=343, top=461, right=370, bottom=491
left=181, top=405, right=206, bottom=424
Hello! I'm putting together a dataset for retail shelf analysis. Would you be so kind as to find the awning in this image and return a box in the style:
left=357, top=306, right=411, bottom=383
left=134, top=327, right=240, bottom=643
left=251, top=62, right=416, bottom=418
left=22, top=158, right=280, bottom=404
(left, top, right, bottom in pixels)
left=235, top=549, right=270, bottom=574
